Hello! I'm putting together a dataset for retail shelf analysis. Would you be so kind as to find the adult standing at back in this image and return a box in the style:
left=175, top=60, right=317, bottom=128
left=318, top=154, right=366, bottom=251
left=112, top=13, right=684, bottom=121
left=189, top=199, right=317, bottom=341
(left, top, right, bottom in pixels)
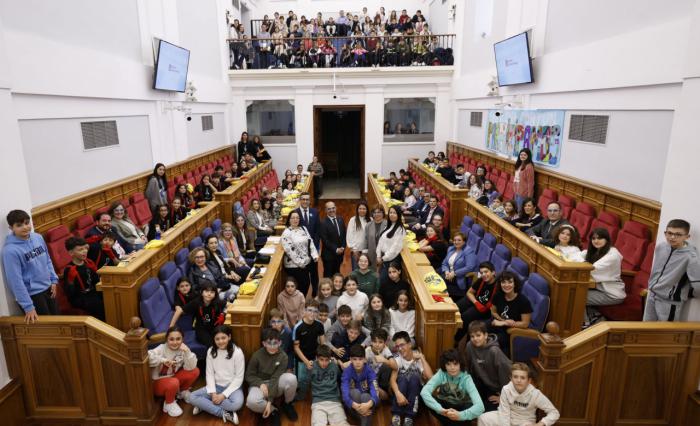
left=145, top=163, right=168, bottom=213
left=281, top=211, right=319, bottom=299
left=308, top=156, right=324, bottom=199
left=237, top=131, right=254, bottom=162
left=376, top=206, right=406, bottom=280
left=362, top=205, right=387, bottom=270
left=512, top=148, right=535, bottom=211
left=346, top=201, right=371, bottom=270
left=295, top=192, right=320, bottom=249
left=320, top=201, right=346, bottom=278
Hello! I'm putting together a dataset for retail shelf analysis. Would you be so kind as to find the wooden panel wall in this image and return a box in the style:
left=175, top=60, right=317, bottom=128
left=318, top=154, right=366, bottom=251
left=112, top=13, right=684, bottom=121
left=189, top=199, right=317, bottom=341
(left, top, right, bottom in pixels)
left=536, top=322, right=700, bottom=426
left=466, top=198, right=593, bottom=337
left=447, top=142, right=662, bottom=236
left=407, top=158, right=469, bottom=238
left=32, top=145, right=233, bottom=234
left=0, top=316, right=157, bottom=425
left=367, top=174, right=462, bottom=367
left=0, top=379, right=25, bottom=426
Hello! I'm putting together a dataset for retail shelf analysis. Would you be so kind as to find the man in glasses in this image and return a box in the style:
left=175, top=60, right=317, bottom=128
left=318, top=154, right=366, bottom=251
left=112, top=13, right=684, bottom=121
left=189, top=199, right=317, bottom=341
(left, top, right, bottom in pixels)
left=245, top=328, right=299, bottom=426
left=527, top=201, right=571, bottom=248
left=644, top=219, right=700, bottom=322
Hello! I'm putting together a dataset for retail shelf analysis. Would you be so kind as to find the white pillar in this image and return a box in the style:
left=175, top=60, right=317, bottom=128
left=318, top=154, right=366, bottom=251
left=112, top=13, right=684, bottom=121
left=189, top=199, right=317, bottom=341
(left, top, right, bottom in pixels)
left=364, top=86, right=384, bottom=192
left=295, top=88, right=315, bottom=166
left=658, top=0, right=700, bottom=321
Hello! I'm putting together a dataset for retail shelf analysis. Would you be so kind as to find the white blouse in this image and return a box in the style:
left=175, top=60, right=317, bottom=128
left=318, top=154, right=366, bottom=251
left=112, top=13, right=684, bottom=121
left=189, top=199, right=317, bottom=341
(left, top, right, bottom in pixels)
left=581, top=247, right=626, bottom=300
left=281, top=226, right=319, bottom=268
left=555, top=245, right=585, bottom=263
left=346, top=216, right=369, bottom=251
left=389, top=308, right=415, bottom=338
left=376, top=225, right=406, bottom=263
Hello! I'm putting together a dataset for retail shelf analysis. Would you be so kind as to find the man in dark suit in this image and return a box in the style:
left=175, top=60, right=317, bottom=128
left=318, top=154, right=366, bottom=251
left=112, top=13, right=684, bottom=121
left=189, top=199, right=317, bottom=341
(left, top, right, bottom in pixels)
left=294, top=192, right=320, bottom=294
left=320, top=201, right=346, bottom=278
left=527, top=201, right=572, bottom=247
left=412, top=195, right=444, bottom=239
left=436, top=159, right=458, bottom=184
left=404, top=190, right=429, bottom=226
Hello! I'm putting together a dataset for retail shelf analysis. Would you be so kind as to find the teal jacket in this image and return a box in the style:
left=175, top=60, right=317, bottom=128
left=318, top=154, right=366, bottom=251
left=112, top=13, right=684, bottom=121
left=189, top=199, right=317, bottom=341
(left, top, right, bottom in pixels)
left=420, top=370, right=484, bottom=421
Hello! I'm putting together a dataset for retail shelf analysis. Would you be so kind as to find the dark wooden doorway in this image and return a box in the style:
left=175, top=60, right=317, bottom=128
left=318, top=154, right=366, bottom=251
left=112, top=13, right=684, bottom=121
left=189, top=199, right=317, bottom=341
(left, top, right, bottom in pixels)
left=313, top=105, right=365, bottom=195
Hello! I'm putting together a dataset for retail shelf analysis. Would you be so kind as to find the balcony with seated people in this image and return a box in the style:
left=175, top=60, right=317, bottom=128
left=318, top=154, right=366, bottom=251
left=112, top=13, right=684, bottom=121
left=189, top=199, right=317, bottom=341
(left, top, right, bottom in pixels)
left=226, top=7, right=455, bottom=72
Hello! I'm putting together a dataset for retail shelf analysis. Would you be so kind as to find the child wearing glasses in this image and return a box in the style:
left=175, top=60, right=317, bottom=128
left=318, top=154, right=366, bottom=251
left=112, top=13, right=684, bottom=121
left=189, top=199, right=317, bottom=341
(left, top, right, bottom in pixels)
left=292, top=300, right=326, bottom=401
left=245, top=328, right=299, bottom=425
left=644, top=219, right=700, bottom=321
left=268, top=308, right=295, bottom=370
left=389, top=331, right=434, bottom=426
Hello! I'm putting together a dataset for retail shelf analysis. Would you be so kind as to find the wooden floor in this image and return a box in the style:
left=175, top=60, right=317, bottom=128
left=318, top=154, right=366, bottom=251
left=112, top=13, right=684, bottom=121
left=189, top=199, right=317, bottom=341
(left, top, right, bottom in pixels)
left=155, top=378, right=439, bottom=425
left=157, top=199, right=445, bottom=425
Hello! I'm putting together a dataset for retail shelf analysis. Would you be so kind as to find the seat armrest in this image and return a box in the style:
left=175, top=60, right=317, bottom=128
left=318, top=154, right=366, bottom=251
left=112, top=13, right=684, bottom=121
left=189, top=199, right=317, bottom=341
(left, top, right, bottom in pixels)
left=621, top=269, right=637, bottom=278
left=149, top=332, right=166, bottom=343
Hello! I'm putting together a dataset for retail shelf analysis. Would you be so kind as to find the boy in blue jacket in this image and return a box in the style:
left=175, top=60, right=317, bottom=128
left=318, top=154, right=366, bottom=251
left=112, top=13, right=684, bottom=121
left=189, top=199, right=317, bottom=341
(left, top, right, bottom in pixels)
left=341, top=344, right=379, bottom=426
left=421, top=348, right=485, bottom=425
left=2, top=210, right=59, bottom=322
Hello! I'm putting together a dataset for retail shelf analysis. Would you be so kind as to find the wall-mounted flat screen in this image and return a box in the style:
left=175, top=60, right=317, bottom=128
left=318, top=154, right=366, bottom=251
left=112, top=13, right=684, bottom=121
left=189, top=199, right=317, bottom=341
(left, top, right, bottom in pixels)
left=494, top=32, right=533, bottom=86
left=153, top=39, right=190, bottom=92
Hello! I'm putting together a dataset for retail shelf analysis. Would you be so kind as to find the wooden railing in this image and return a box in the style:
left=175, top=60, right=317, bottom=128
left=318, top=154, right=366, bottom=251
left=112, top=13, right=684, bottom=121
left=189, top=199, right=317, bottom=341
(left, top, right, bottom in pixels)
left=31, top=146, right=233, bottom=235
left=273, top=175, right=314, bottom=235
left=535, top=321, right=700, bottom=426
left=407, top=158, right=468, bottom=239
left=367, top=173, right=462, bottom=368
left=99, top=202, right=221, bottom=331
left=227, top=243, right=286, bottom=360
left=215, top=161, right=273, bottom=225
left=447, top=141, right=662, bottom=236
left=0, top=316, right=157, bottom=425
left=466, top=198, right=593, bottom=337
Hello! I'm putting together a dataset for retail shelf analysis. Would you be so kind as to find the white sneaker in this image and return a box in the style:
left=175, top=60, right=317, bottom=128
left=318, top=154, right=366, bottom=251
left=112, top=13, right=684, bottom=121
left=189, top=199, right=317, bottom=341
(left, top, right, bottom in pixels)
left=163, top=401, right=183, bottom=417
left=192, top=406, right=201, bottom=415
left=223, top=411, right=239, bottom=424
left=176, top=390, right=191, bottom=402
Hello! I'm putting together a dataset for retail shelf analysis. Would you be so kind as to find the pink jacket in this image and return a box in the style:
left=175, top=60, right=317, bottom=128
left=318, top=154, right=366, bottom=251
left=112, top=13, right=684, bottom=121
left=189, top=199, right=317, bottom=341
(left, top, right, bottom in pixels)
left=513, top=163, right=535, bottom=198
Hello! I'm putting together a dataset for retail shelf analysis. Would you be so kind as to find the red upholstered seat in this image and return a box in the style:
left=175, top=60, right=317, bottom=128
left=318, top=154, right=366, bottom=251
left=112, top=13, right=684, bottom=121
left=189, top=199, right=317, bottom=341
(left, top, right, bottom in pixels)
left=132, top=196, right=153, bottom=227
left=587, top=211, right=621, bottom=246
left=615, top=221, right=651, bottom=270
left=130, top=192, right=145, bottom=203
left=537, top=189, right=558, bottom=217
left=73, top=215, right=95, bottom=238
left=569, top=202, right=596, bottom=242
left=598, top=242, right=655, bottom=321
left=45, top=225, right=72, bottom=273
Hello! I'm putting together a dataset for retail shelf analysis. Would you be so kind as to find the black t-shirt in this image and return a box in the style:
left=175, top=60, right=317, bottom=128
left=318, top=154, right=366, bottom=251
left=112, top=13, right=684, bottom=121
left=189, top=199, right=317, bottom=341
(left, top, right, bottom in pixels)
left=470, top=278, right=498, bottom=307
left=293, top=319, right=325, bottom=360
left=182, top=298, right=226, bottom=331
left=493, top=293, right=532, bottom=322
left=379, top=279, right=411, bottom=309
left=63, top=261, right=100, bottom=300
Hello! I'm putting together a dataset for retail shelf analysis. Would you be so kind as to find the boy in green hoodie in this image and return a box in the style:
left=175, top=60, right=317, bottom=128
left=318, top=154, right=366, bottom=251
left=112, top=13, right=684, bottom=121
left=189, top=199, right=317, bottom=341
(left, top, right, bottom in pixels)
left=462, top=321, right=512, bottom=412
left=421, top=349, right=485, bottom=425
left=245, top=328, right=299, bottom=426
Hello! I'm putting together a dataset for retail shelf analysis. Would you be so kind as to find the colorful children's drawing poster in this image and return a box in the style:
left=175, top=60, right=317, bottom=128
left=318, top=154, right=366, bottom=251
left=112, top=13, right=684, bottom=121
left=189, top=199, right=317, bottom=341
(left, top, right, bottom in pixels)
left=485, top=109, right=566, bottom=167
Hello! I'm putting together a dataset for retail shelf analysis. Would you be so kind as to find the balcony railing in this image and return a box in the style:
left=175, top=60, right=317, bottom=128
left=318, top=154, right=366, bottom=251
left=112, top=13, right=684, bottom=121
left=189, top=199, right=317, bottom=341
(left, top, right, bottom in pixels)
left=227, top=34, right=455, bottom=70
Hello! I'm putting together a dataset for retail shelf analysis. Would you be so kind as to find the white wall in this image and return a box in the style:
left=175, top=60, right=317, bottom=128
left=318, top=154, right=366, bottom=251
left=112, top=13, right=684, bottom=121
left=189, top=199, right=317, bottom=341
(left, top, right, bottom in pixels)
left=456, top=108, right=673, bottom=201
left=186, top=112, right=226, bottom=156
left=229, top=68, right=453, bottom=191
left=19, top=115, right=153, bottom=205
left=382, top=142, right=435, bottom=176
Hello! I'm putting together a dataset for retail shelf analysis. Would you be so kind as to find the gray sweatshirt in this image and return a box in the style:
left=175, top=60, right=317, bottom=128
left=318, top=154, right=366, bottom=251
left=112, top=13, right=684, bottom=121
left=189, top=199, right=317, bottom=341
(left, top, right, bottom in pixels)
left=465, top=334, right=512, bottom=393
left=648, top=242, right=700, bottom=303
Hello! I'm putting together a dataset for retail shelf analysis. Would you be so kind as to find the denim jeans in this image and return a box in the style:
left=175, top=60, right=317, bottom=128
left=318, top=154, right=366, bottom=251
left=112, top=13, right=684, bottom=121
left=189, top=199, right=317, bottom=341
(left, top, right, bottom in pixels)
left=189, top=384, right=244, bottom=417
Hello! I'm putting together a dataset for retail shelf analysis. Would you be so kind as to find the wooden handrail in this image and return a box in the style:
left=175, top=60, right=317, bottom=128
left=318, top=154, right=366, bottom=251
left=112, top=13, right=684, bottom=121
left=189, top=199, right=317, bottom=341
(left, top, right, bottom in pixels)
left=214, top=161, right=273, bottom=225
left=407, top=158, right=468, bottom=238
left=366, top=173, right=462, bottom=368
left=32, top=145, right=233, bottom=234
left=446, top=141, right=662, bottom=236
left=536, top=321, right=700, bottom=425
left=99, top=202, right=221, bottom=331
left=227, top=243, right=285, bottom=360
left=0, top=315, right=157, bottom=424
left=465, top=197, right=593, bottom=337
